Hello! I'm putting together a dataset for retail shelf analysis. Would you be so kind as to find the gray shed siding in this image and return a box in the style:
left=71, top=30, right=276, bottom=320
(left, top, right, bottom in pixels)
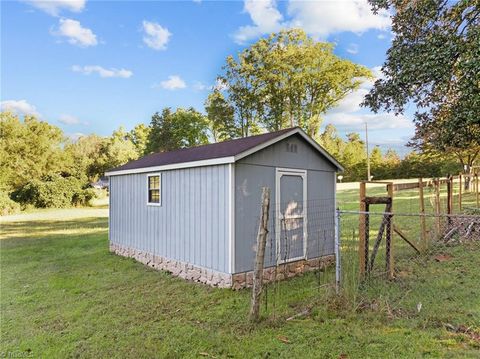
left=109, top=165, right=231, bottom=274
left=234, top=134, right=336, bottom=273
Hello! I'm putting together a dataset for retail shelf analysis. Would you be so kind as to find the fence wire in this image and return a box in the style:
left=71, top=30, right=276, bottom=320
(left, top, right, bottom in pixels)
left=251, top=188, right=480, bottom=324
left=247, top=198, right=339, bottom=318
left=337, top=210, right=480, bottom=321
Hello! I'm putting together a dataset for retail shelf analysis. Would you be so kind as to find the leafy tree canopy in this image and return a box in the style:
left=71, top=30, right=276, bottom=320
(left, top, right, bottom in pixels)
left=363, top=0, right=480, bottom=169
left=64, top=134, right=104, bottom=182
left=0, top=112, right=66, bottom=192
left=218, top=29, right=372, bottom=138
left=99, top=126, right=139, bottom=174
left=146, top=107, right=210, bottom=153
left=205, top=90, right=239, bottom=142
left=128, top=123, right=151, bottom=157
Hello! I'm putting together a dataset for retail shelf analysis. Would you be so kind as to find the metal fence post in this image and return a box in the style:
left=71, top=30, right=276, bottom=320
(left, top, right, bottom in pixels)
left=335, top=208, right=341, bottom=294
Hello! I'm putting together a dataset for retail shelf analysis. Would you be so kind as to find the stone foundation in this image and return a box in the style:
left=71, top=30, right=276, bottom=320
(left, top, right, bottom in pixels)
left=231, top=256, right=335, bottom=290
left=110, top=242, right=232, bottom=288
left=110, top=242, right=334, bottom=290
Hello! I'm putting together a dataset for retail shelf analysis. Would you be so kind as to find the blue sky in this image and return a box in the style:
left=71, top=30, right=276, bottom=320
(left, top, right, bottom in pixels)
left=1, top=0, right=415, bottom=153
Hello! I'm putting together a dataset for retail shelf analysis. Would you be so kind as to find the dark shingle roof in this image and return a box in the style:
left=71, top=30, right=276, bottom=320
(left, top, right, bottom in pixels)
left=109, top=127, right=295, bottom=173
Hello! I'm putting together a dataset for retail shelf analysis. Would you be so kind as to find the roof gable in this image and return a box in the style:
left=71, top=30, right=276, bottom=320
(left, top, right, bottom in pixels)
left=106, top=127, right=343, bottom=176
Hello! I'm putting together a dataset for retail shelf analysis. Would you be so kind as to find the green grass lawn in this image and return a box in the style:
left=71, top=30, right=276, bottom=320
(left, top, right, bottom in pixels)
left=1, top=189, right=479, bottom=358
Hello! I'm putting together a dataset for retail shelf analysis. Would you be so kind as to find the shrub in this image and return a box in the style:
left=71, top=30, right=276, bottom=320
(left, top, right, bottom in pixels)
left=0, top=191, right=21, bottom=216
left=72, top=187, right=96, bottom=207
left=13, top=175, right=96, bottom=208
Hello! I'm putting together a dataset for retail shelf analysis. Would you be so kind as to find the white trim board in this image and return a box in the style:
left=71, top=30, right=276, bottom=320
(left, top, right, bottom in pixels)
left=146, top=173, right=162, bottom=206
left=275, top=168, right=308, bottom=264
left=228, top=163, right=235, bottom=274
left=106, top=156, right=235, bottom=176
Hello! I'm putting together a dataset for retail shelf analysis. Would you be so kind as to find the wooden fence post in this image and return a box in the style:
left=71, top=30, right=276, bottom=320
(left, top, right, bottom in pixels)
left=447, top=176, right=453, bottom=215
left=249, top=187, right=270, bottom=322
left=358, top=182, right=367, bottom=278
left=418, top=178, right=427, bottom=251
left=386, top=183, right=394, bottom=279
left=458, top=173, right=462, bottom=211
left=434, top=179, right=441, bottom=236
left=475, top=173, right=480, bottom=208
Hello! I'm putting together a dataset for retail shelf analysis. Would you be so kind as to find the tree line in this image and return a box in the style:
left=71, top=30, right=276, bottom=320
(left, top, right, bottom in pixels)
left=0, top=107, right=460, bottom=214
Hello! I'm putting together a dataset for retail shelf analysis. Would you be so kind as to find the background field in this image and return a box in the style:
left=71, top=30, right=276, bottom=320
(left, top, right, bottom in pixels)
left=1, top=186, right=479, bottom=358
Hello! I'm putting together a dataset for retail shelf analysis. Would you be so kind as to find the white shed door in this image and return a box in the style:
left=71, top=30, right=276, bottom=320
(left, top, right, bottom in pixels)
left=276, top=169, right=307, bottom=263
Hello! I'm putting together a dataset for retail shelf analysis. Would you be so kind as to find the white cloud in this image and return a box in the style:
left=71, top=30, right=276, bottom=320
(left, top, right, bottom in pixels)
left=234, top=0, right=391, bottom=43
left=66, top=132, right=85, bottom=141
left=193, top=81, right=207, bottom=91
left=325, top=112, right=413, bottom=131
left=0, top=99, right=41, bottom=117
left=54, top=18, right=97, bottom=47
left=377, top=33, right=386, bottom=40
left=191, top=79, right=229, bottom=91
left=287, top=0, right=391, bottom=37
left=72, top=65, right=133, bottom=78
left=234, top=0, right=283, bottom=44
left=23, top=0, right=85, bottom=16
left=58, top=114, right=88, bottom=125
left=330, top=86, right=369, bottom=114
left=370, top=65, right=383, bottom=80
left=142, top=21, right=171, bottom=51
left=330, top=66, right=381, bottom=114
left=330, top=66, right=383, bottom=113
left=213, top=78, right=228, bottom=91
left=346, top=43, right=359, bottom=54
left=153, top=75, right=187, bottom=90
left=325, top=65, right=412, bottom=131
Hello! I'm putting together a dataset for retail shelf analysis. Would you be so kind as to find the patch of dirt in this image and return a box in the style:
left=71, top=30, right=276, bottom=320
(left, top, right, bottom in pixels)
left=445, top=323, right=480, bottom=344
left=434, top=254, right=453, bottom=262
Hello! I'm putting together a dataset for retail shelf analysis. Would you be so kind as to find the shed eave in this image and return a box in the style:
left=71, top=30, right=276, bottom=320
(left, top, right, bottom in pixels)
left=105, top=156, right=236, bottom=176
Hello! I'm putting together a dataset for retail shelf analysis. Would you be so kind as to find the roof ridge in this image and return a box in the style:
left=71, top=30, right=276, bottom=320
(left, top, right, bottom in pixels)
left=146, top=126, right=297, bottom=155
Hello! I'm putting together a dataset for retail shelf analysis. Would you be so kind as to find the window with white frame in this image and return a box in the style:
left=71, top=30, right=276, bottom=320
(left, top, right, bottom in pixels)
left=147, top=174, right=161, bottom=205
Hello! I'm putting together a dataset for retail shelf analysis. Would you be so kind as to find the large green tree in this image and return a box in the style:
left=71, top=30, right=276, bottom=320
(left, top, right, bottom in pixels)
left=65, top=127, right=139, bottom=181
left=64, top=134, right=104, bottom=182
left=342, top=133, right=368, bottom=181
left=0, top=112, right=66, bottom=192
left=128, top=123, right=151, bottom=157
left=218, top=29, right=372, bottom=138
left=99, top=127, right=139, bottom=174
left=363, top=0, right=480, bottom=172
left=205, top=90, right=239, bottom=142
left=317, top=124, right=345, bottom=160
left=146, top=108, right=210, bottom=153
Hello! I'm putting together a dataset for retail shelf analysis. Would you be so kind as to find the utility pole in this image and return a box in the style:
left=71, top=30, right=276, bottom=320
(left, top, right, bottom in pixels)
left=365, top=122, right=371, bottom=181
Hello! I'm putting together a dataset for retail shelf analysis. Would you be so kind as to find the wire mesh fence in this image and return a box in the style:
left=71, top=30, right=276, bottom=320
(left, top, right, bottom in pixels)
left=249, top=181, right=480, bottom=322
left=337, top=210, right=480, bottom=319
left=244, top=197, right=340, bottom=318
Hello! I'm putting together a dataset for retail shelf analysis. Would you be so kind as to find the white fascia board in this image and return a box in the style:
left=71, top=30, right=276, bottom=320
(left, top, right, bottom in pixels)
left=234, top=127, right=344, bottom=172
left=228, top=163, right=235, bottom=274
left=105, top=156, right=235, bottom=176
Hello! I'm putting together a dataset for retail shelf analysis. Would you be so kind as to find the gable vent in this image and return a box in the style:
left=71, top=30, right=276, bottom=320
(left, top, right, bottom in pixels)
left=286, top=142, right=298, bottom=153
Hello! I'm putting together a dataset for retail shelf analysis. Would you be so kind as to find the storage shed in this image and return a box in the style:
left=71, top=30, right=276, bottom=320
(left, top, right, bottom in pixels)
left=106, top=127, right=343, bottom=288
